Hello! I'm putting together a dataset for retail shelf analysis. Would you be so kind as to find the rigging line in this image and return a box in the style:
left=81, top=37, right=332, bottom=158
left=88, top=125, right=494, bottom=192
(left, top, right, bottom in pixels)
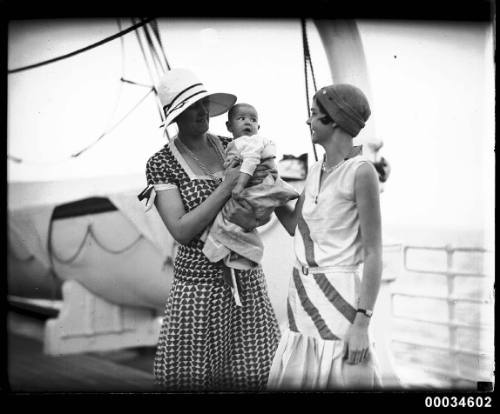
left=7, top=153, right=71, bottom=166
left=102, top=18, right=127, bottom=133
left=71, top=87, right=155, bottom=158
left=142, top=22, right=167, bottom=74
left=134, top=43, right=165, bottom=127
left=301, top=19, right=318, bottom=162
left=133, top=19, right=162, bottom=93
left=147, top=20, right=170, bottom=72
left=143, top=25, right=166, bottom=121
left=8, top=17, right=154, bottom=74
left=120, top=78, right=154, bottom=88
left=132, top=18, right=166, bottom=124
left=302, top=19, right=318, bottom=93
left=7, top=20, right=132, bottom=166
left=133, top=17, right=159, bottom=84
left=149, top=19, right=171, bottom=70
left=8, top=87, right=155, bottom=163
left=308, top=59, right=319, bottom=93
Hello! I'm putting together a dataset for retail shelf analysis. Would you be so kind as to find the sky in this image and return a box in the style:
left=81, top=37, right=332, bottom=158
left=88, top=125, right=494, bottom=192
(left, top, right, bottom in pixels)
left=7, top=18, right=495, bottom=242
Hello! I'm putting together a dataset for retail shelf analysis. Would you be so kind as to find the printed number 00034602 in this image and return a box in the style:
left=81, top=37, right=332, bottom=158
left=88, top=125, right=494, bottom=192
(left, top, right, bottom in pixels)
left=424, top=396, right=492, bottom=408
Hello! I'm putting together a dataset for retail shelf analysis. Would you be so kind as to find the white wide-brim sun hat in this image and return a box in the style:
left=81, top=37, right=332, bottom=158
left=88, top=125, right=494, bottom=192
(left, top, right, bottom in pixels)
left=157, top=68, right=237, bottom=127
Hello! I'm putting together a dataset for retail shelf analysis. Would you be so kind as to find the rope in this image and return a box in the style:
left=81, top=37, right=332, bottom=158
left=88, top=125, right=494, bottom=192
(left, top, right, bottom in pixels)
left=71, top=87, right=155, bottom=158
left=8, top=17, right=170, bottom=164
left=142, top=22, right=167, bottom=74
left=8, top=19, right=155, bottom=164
left=90, top=227, right=144, bottom=254
left=301, top=19, right=319, bottom=162
left=8, top=86, right=155, bottom=164
left=149, top=20, right=171, bottom=70
left=132, top=18, right=168, bottom=133
left=120, top=77, right=154, bottom=88
left=48, top=222, right=144, bottom=264
left=143, top=20, right=170, bottom=118
left=132, top=18, right=166, bottom=123
left=99, top=19, right=126, bottom=147
left=8, top=18, right=154, bottom=74
left=133, top=17, right=159, bottom=85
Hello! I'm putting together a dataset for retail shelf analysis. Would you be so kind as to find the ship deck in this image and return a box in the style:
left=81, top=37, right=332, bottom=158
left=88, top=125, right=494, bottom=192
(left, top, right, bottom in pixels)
left=7, top=310, right=159, bottom=393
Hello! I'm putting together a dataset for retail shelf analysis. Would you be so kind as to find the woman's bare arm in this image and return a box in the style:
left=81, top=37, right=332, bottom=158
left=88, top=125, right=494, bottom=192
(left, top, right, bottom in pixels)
left=154, top=165, right=240, bottom=245
left=274, top=191, right=305, bottom=236
left=354, top=162, right=383, bottom=313
left=343, top=162, right=383, bottom=365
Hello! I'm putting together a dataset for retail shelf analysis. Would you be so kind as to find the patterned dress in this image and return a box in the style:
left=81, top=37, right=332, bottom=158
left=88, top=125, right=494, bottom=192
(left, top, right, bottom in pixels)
left=146, top=133, right=280, bottom=391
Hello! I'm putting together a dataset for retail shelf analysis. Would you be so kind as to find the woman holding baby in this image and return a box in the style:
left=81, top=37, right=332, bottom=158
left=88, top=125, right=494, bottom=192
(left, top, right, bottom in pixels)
left=140, top=68, right=282, bottom=392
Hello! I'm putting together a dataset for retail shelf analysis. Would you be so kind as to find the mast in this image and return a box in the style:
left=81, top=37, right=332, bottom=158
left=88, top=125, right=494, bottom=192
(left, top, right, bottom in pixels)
left=313, top=20, right=383, bottom=163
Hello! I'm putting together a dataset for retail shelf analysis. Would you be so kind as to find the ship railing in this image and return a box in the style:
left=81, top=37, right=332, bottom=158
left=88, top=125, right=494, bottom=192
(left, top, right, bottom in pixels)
left=389, top=244, right=494, bottom=388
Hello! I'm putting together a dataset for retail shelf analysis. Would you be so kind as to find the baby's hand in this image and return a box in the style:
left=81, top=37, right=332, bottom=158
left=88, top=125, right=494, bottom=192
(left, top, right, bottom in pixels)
left=231, top=184, right=245, bottom=201
left=224, top=157, right=241, bottom=169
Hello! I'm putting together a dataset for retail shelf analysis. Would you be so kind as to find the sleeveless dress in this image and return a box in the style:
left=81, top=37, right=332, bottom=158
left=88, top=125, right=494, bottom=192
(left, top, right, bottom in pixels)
left=145, top=133, right=280, bottom=391
left=267, top=155, right=382, bottom=390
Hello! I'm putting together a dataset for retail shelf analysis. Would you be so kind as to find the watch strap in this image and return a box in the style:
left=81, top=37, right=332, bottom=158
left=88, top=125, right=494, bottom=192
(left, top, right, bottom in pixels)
left=356, top=308, right=373, bottom=317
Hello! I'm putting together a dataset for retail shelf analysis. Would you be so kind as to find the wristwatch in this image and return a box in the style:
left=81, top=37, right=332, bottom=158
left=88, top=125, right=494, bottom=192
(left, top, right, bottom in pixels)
left=356, top=308, right=373, bottom=318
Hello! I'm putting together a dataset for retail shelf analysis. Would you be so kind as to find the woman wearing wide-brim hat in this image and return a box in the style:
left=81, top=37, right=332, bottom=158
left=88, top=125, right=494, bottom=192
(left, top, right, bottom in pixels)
left=140, top=68, right=280, bottom=391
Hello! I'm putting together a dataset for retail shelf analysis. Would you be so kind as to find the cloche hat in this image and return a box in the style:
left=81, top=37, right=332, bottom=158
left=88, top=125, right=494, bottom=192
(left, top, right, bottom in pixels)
left=315, top=83, right=371, bottom=137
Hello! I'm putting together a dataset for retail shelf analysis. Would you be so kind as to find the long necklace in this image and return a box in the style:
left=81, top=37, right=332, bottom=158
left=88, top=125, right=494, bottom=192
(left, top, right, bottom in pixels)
left=316, top=155, right=345, bottom=204
left=176, top=136, right=225, bottom=182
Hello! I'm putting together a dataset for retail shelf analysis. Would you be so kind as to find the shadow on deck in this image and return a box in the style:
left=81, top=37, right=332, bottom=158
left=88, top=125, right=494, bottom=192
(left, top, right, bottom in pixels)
left=7, top=311, right=159, bottom=393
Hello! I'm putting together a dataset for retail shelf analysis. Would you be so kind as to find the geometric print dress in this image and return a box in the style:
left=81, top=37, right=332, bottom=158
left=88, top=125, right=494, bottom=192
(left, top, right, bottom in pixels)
left=145, top=133, right=280, bottom=391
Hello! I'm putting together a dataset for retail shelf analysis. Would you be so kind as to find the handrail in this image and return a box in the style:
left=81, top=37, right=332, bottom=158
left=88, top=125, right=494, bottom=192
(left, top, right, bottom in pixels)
left=392, top=244, right=494, bottom=388
left=392, top=338, right=491, bottom=358
left=399, top=268, right=490, bottom=278
left=391, top=291, right=490, bottom=305
left=392, top=315, right=493, bottom=330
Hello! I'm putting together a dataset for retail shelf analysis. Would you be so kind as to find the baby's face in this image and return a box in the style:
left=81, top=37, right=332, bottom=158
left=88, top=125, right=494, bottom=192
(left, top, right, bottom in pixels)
left=228, top=105, right=259, bottom=138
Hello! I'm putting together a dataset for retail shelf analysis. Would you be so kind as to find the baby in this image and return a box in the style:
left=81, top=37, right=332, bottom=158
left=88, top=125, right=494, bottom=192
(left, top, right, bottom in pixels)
left=201, top=103, right=299, bottom=305
left=224, top=103, right=278, bottom=198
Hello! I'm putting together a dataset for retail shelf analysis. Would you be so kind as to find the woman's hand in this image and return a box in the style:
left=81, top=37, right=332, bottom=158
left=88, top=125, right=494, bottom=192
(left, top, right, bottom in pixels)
left=222, top=161, right=241, bottom=192
left=251, top=159, right=278, bottom=185
left=222, top=198, right=258, bottom=231
left=343, top=316, right=371, bottom=365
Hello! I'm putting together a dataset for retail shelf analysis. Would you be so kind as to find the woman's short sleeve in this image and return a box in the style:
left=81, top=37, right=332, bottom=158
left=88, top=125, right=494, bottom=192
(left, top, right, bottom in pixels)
left=216, top=135, right=233, bottom=151
left=145, top=150, right=177, bottom=191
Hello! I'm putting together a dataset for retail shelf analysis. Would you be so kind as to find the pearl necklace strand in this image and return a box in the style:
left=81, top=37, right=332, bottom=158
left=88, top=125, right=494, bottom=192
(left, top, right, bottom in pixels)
left=321, top=155, right=345, bottom=174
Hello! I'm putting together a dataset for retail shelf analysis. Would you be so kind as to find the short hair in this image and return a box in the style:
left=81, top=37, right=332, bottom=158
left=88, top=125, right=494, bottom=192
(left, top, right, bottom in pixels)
left=227, top=103, right=257, bottom=122
left=315, top=98, right=334, bottom=125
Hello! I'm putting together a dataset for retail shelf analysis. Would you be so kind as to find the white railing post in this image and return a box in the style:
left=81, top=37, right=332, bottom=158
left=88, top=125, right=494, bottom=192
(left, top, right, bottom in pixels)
left=445, top=244, right=459, bottom=387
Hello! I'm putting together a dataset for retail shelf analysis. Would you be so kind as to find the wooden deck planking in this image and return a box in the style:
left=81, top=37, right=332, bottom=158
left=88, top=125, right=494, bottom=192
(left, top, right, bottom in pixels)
left=8, top=333, right=159, bottom=392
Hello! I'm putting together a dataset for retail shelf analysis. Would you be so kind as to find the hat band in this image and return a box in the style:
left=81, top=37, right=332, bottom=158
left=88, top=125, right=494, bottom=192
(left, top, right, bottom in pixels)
left=164, top=90, right=208, bottom=117
left=164, top=83, right=205, bottom=112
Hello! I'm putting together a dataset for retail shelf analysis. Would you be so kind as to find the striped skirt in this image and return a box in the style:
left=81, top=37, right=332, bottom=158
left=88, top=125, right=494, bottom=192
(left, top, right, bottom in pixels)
left=267, top=265, right=381, bottom=390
